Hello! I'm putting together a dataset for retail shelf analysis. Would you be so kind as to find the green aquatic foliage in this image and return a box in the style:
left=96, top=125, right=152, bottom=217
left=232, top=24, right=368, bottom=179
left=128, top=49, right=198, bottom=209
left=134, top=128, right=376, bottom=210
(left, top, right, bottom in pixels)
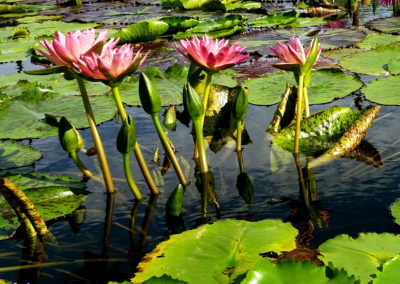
left=132, top=219, right=298, bottom=284
left=161, top=0, right=260, bottom=10
left=0, top=174, right=86, bottom=239
left=165, top=184, right=184, bottom=216
left=161, top=16, right=199, bottom=33
left=365, top=17, right=400, bottom=34
left=163, top=106, right=177, bottom=131
left=114, top=20, right=169, bottom=44
left=356, top=33, right=400, bottom=49
left=340, top=42, right=400, bottom=75
left=242, top=259, right=357, bottom=284
left=142, top=276, right=186, bottom=283
left=362, top=75, right=400, bottom=105
left=139, top=72, right=162, bottom=115
left=244, top=11, right=301, bottom=28
left=387, top=57, right=400, bottom=74
left=116, top=115, right=137, bottom=155
left=374, top=256, right=400, bottom=284
left=319, top=233, right=400, bottom=284
left=0, top=140, right=42, bottom=171
left=58, top=117, right=83, bottom=154
left=244, top=69, right=362, bottom=106
left=390, top=199, right=400, bottom=225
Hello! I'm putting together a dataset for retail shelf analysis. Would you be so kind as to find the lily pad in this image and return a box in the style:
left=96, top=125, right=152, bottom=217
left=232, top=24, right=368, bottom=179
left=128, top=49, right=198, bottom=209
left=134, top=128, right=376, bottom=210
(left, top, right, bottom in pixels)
left=0, top=173, right=86, bottom=239
left=242, top=259, right=356, bottom=284
left=114, top=20, right=169, bottom=44
left=244, top=12, right=327, bottom=28
left=0, top=140, right=42, bottom=170
left=244, top=69, right=362, bottom=105
left=319, top=233, right=400, bottom=284
left=132, top=219, right=298, bottom=284
left=390, top=199, right=400, bottom=225
left=365, top=17, right=400, bottom=34
left=362, top=75, right=400, bottom=105
left=387, top=57, right=400, bottom=74
left=374, top=256, right=400, bottom=284
left=161, top=0, right=210, bottom=9
left=340, top=42, right=400, bottom=75
left=356, top=33, right=400, bottom=49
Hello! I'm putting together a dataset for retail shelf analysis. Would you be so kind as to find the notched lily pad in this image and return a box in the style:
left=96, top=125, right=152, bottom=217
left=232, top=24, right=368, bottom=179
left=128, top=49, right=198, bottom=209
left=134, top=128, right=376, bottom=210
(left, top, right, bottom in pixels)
left=0, top=141, right=42, bottom=170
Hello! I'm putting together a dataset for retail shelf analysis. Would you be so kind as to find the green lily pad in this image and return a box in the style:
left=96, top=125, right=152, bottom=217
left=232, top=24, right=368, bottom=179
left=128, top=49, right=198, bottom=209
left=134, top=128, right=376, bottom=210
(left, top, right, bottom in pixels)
left=0, top=140, right=42, bottom=170
left=340, top=42, right=400, bottom=75
left=362, top=75, right=400, bottom=105
left=242, top=259, right=356, bottom=284
left=132, top=219, right=298, bottom=284
left=365, top=17, right=400, bottom=34
left=0, top=38, right=39, bottom=63
left=16, top=15, right=63, bottom=24
left=142, top=276, right=187, bottom=283
left=161, top=16, right=199, bottom=33
left=388, top=57, right=400, bottom=74
left=374, top=256, right=400, bottom=284
left=0, top=173, right=86, bottom=239
left=390, top=199, right=400, bottom=225
left=319, top=233, right=400, bottom=284
left=161, top=0, right=213, bottom=9
left=244, top=12, right=328, bottom=28
left=356, top=33, right=400, bottom=49
left=114, top=20, right=169, bottom=44
left=244, top=69, right=362, bottom=105
left=225, top=1, right=261, bottom=11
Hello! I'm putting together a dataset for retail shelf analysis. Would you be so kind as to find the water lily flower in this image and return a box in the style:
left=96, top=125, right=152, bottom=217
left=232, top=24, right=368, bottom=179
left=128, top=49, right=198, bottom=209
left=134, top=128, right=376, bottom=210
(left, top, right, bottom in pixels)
left=176, top=34, right=249, bottom=71
left=380, top=0, right=393, bottom=5
left=75, top=44, right=149, bottom=84
left=37, top=29, right=111, bottom=67
left=269, top=37, right=322, bottom=73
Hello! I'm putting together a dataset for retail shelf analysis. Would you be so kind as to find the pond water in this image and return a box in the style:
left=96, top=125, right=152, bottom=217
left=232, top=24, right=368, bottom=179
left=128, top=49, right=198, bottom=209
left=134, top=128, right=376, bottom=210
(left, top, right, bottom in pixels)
left=1, top=0, right=400, bottom=283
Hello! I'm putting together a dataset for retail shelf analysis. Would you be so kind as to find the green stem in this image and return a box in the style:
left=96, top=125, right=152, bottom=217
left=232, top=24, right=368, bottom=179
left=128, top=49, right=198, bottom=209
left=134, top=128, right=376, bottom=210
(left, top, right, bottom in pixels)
left=200, top=72, right=213, bottom=128
left=236, top=120, right=243, bottom=153
left=237, top=150, right=245, bottom=174
left=76, top=77, right=114, bottom=194
left=111, top=86, right=159, bottom=195
left=294, top=75, right=304, bottom=155
left=193, top=119, right=209, bottom=174
left=123, top=154, right=142, bottom=200
left=151, top=114, right=188, bottom=186
left=303, top=87, right=310, bottom=118
left=294, top=154, right=309, bottom=206
left=69, top=151, right=94, bottom=178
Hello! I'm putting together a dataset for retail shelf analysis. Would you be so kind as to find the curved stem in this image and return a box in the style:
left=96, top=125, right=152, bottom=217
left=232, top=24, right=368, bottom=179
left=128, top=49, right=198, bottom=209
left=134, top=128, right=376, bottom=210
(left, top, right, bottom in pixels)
left=200, top=72, right=213, bottom=128
left=303, top=87, right=310, bottom=118
left=76, top=77, right=114, bottom=194
left=69, top=151, right=94, bottom=178
left=123, top=154, right=142, bottom=200
left=151, top=114, right=188, bottom=186
left=193, top=119, right=209, bottom=174
left=294, top=75, right=304, bottom=154
left=236, top=120, right=243, bottom=153
left=111, top=86, right=159, bottom=195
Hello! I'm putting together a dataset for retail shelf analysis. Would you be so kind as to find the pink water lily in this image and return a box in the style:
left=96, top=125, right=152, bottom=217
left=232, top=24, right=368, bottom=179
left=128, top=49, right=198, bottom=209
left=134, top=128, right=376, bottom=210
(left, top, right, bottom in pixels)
left=269, top=37, right=322, bottom=71
left=37, top=29, right=111, bottom=66
left=74, top=43, right=149, bottom=83
left=176, top=34, right=249, bottom=71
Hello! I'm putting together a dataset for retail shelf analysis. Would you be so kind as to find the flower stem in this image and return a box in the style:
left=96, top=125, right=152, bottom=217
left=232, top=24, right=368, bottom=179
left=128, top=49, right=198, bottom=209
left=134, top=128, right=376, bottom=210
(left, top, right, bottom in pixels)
left=236, top=120, right=243, bottom=153
left=151, top=114, right=188, bottom=186
left=200, top=72, right=213, bottom=128
left=294, top=75, right=304, bottom=154
left=111, top=86, right=159, bottom=195
left=123, top=154, right=142, bottom=200
left=76, top=77, right=114, bottom=194
left=193, top=119, right=209, bottom=174
left=303, top=87, right=310, bottom=118
left=69, top=151, right=94, bottom=178
left=236, top=150, right=245, bottom=174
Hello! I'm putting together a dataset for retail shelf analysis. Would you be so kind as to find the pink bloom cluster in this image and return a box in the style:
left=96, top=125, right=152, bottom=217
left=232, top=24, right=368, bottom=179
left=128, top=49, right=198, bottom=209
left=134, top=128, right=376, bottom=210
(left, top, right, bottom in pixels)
left=176, top=34, right=249, bottom=71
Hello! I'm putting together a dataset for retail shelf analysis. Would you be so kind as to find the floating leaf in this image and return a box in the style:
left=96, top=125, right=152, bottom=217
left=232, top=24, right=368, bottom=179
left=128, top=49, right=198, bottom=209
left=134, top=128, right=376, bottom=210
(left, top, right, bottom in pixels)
left=132, top=219, right=298, bottom=284
left=374, top=256, right=400, bottom=284
left=0, top=173, right=86, bottom=239
left=390, top=199, right=400, bottom=225
left=340, top=42, right=400, bottom=75
left=142, top=276, right=187, bottom=283
left=242, top=259, right=356, bottom=284
left=356, top=33, right=400, bottom=49
left=0, top=140, right=42, bottom=170
left=114, top=20, right=169, bottom=44
left=161, top=0, right=212, bottom=9
left=319, top=233, right=400, bottom=284
left=365, top=17, right=400, bottom=34
left=161, top=16, right=199, bottom=33
left=225, top=1, right=261, bottom=11
left=362, top=75, right=400, bottom=105
left=388, top=57, right=400, bottom=74
left=244, top=69, right=362, bottom=105
left=244, top=11, right=300, bottom=28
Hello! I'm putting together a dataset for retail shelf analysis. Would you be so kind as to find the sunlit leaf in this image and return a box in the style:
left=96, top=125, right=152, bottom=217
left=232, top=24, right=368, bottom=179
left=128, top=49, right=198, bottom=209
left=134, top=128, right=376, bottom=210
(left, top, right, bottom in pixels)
left=0, top=140, right=42, bottom=170
left=114, top=20, right=169, bottom=44
left=319, top=233, right=400, bottom=284
left=390, top=199, right=400, bottom=226
left=132, top=219, right=298, bottom=284
left=356, top=33, right=400, bottom=49
left=362, top=75, right=400, bottom=105
left=374, top=256, right=400, bottom=284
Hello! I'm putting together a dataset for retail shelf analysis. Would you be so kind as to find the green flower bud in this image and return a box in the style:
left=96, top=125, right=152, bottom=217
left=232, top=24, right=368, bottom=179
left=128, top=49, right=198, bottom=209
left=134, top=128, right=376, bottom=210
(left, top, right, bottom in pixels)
left=183, top=83, right=204, bottom=120
left=163, top=105, right=177, bottom=131
left=138, top=72, right=162, bottom=115
left=58, top=116, right=83, bottom=153
left=233, top=86, right=249, bottom=122
left=116, top=115, right=137, bottom=155
left=165, top=184, right=184, bottom=216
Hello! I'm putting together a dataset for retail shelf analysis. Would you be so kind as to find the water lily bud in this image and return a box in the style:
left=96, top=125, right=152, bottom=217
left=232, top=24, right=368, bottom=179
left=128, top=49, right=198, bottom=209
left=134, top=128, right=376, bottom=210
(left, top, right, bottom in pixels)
left=116, top=115, right=137, bottom=155
left=163, top=105, right=177, bottom=131
left=183, top=83, right=204, bottom=120
left=233, top=87, right=249, bottom=122
left=138, top=72, right=162, bottom=115
left=58, top=116, right=83, bottom=153
left=302, top=37, right=320, bottom=73
left=165, top=184, right=184, bottom=216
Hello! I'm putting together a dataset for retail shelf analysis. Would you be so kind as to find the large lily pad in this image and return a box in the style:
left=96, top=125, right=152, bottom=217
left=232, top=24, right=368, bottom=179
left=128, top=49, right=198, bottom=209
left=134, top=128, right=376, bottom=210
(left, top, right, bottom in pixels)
left=242, top=259, right=356, bottom=284
left=114, top=20, right=169, bottom=44
left=365, top=17, right=400, bottom=34
left=244, top=12, right=327, bottom=28
left=132, top=219, right=298, bottom=284
left=340, top=42, right=400, bottom=75
left=244, top=69, right=362, bottom=105
left=319, top=233, right=400, bottom=284
left=0, top=173, right=86, bottom=239
left=0, top=140, right=42, bottom=170
left=390, top=199, right=400, bottom=225
left=374, top=256, right=400, bottom=284
left=356, top=33, right=400, bottom=49
left=362, top=75, right=400, bottom=105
